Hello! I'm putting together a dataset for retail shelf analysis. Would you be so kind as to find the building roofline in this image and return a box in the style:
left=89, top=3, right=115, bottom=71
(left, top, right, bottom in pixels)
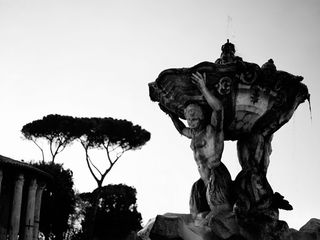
left=0, top=154, right=52, bottom=181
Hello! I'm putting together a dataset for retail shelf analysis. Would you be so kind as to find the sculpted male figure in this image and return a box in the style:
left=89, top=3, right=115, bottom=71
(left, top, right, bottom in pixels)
left=167, top=72, right=238, bottom=238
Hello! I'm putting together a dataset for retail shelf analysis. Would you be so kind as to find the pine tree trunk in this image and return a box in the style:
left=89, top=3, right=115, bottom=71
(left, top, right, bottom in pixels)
left=86, top=185, right=102, bottom=240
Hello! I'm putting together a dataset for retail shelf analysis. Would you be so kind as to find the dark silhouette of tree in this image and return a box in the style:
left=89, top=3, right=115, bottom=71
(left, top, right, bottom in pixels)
left=74, top=117, right=151, bottom=188
left=79, top=184, right=142, bottom=240
left=22, top=114, right=78, bottom=163
left=31, top=162, right=76, bottom=240
left=22, top=115, right=150, bottom=187
left=23, top=115, right=150, bottom=239
left=72, top=117, right=150, bottom=239
left=65, top=191, right=91, bottom=240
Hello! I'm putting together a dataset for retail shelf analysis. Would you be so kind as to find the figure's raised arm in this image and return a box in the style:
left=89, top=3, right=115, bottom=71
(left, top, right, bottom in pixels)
left=191, top=72, right=224, bottom=130
left=191, top=72, right=222, bottom=112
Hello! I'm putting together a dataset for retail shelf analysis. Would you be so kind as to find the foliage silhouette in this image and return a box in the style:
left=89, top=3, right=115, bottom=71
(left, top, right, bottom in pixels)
left=23, top=114, right=150, bottom=239
left=73, top=117, right=150, bottom=239
left=74, top=117, right=151, bottom=188
left=22, top=114, right=78, bottom=162
left=79, top=184, right=142, bottom=240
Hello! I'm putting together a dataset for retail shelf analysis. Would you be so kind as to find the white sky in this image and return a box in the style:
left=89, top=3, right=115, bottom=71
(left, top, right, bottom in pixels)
left=1, top=0, right=319, bottom=229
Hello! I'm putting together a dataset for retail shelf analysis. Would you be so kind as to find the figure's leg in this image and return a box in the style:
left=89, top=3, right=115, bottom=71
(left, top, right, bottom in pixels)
left=235, top=133, right=277, bottom=218
left=261, top=134, right=272, bottom=173
left=237, top=133, right=272, bottom=173
left=206, top=163, right=233, bottom=211
left=189, top=178, right=210, bottom=218
left=205, top=163, right=240, bottom=238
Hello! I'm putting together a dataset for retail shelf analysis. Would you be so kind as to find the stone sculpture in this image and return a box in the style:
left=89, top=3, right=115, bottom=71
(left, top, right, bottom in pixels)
left=144, top=40, right=310, bottom=240
left=167, top=71, right=238, bottom=238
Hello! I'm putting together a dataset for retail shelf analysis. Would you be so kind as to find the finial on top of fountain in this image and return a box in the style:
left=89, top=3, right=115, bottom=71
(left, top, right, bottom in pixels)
left=215, top=39, right=242, bottom=64
left=221, top=39, right=235, bottom=54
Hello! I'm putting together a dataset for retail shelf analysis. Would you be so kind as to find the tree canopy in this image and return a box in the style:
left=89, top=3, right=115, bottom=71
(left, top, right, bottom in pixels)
left=75, top=117, right=151, bottom=187
left=22, top=115, right=151, bottom=180
left=23, top=114, right=150, bottom=239
left=22, top=114, right=78, bottom=162
left=73, top=117, right=150, bottom=239
left=79, top=184, right=142, bottom=240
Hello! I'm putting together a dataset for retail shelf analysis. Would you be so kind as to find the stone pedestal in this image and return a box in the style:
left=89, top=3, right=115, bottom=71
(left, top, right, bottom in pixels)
left=150, top=215, right=183, bottom=240
left=147, top=214, right=222, bottom=240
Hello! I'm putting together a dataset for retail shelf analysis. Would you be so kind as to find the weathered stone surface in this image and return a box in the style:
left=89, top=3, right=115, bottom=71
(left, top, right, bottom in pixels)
left=149, top=215, right=183, bottom=240
left=149, top=59, right=309, bottom=140
left=237, top=218, right=289, bottom=240
left=281, top=219, right=320, bottom=240
left=139, top=215, right=320, bottom=240
left=300, top=218, right=320, bottom=236
left=283, top=230, right=316, bottom=240
left=147, top=214, right=223, bottom=240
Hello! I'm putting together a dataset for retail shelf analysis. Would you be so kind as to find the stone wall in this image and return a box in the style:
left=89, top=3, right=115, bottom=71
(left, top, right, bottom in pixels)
left=0, top=155, right=51, bottom=240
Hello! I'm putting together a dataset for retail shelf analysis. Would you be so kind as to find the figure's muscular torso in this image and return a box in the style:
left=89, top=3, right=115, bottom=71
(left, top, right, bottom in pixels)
left=190, top=125, right=223, bottom=184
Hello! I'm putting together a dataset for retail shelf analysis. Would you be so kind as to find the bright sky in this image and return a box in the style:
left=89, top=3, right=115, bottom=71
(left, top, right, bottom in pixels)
left=1, top=0, right=319, bottom=229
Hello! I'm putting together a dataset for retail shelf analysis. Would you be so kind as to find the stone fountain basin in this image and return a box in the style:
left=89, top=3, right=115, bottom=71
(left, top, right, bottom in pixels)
left=149, top=61, right=309, bottom=140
